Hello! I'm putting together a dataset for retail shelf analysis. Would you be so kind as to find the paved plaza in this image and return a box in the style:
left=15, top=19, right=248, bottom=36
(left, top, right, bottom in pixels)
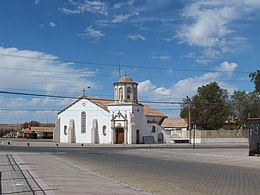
left=0, top=139, right=260, bottom=195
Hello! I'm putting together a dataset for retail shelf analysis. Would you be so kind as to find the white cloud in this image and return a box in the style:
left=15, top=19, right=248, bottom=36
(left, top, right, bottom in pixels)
left=0, top=47, right=96, bottom=94
left=179, top=3, right=236, bottom=47
left=178, top=0, right=260, bottom=63
left=127, top=33, right=145, bottom=41
left=138, top=80, right=156, bottom=96
left=0, top=47, right=98, bottom=123
left=60, top=0, right=108, bottom=15
left=113, top=0, right=135, bottom=9
left=78, top=26, right=105, bottom=40
left=138, top=61, right=238, bottom=104
left=49, top=22, right=56, bottom=27
left=218, top=61, right=238, bottom=73
left=112, top=14, right=131, bottom=23
left=217, top=61, right=238, bottom=78
left=152, top=55, right=171, bottom=61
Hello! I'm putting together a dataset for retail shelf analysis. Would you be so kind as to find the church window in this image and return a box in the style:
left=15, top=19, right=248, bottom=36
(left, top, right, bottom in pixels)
left=64, top=125, right=67, bottom=135
left=119, top=87, right=123, bottom=101
left=81, top=111, right=86, bottom=134
left=102, top=125, right=106, bottom=136
left=127, top=87, right=131, bottom=99
left=151, top=125, right=156, bottom=133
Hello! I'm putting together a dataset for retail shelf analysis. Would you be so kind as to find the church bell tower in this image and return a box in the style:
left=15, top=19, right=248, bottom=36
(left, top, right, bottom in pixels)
left=113, top=75, right=138, bottom=104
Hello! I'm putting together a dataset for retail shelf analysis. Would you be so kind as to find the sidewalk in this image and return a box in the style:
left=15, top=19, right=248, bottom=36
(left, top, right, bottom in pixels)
left=0, top=152, right=150, bottom=195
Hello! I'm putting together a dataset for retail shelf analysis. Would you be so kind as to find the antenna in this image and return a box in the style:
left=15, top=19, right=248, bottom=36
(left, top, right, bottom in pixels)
left=118, top=63, right=121, bottom=78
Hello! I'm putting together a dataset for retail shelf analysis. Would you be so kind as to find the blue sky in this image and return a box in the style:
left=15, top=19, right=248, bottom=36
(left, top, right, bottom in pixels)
left=0, top=0, right=259, bottom=124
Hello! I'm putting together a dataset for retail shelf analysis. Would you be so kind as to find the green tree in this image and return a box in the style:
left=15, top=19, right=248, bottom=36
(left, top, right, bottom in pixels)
left=249, top=70, right=260, bottom=92
left=230, top=91, right=250, bottom=128
left=180, top=82, right=230, bottom=130
left=230, top=90, right=260, bottom=126
left=22, top=121, right=41, bottom=129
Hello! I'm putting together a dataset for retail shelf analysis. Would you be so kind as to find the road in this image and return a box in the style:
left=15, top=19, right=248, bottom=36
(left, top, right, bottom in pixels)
left=0, top=140, right=260, bottom=194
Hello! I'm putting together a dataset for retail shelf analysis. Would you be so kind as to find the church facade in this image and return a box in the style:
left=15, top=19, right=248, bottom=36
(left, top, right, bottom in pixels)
left=53, top=75, right=169, bottom=144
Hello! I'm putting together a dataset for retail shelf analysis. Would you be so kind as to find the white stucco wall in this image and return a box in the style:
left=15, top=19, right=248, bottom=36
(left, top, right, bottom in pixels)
left=108, top=104, right=146, bottom=144
left=56, top=99, right=167, bottom=144
left=58, top=99, right=112, bottom=144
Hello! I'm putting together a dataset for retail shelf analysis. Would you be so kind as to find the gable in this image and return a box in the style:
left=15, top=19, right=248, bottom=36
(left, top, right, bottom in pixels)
left=58, top=97, right=114, bottom=115
left=58, top=97, right=167, bottom=118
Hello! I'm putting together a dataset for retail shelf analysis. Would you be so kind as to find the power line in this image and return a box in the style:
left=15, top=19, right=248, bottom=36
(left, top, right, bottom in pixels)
left=0, top=64, right=251, bottom=84
left=0, top=53, right=252, bottom=74
left=0, top=90, right=183, bottom=104
left=0, top=90, right=76, bottom=99
left=0, top=90, right=258, bottom=106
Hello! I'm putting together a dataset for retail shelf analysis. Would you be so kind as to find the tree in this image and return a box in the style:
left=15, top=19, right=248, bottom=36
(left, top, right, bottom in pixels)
left=249, top=70, right=260, bottom=92
left=22, top=121, right=41, bottom=129
left=230, top=90, right=260, bottom=127
left=180, top=82, right=230, bottom=130
left=230, top=91, right=250, bottom=128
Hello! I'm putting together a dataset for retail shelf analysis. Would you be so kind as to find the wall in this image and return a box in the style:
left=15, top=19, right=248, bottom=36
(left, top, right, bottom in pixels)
left=199, top=129, right=248, bottom=138
left=58, top=99, right=112, bottom=144
left=170, top=129, right=249, bottom=143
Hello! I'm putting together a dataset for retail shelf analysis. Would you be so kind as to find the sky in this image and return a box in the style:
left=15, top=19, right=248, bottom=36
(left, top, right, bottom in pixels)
left=0, top=0, right=260, bottom=124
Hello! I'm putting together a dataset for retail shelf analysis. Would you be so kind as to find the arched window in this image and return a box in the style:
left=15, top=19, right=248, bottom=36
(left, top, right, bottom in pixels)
left=119, top=87, right=123, bottom=101
left=127, top=87, right=131, bottom=99
left=102, top=125, right=107, bottom=136
left=151, top=125, right=156, bottom=133
left=64, top=125, right=67, bottom=135
left=81, top=111, right=86, bottom=133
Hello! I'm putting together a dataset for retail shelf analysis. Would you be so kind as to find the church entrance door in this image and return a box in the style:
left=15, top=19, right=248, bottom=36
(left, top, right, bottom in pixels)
left=116, top=128, right=124, bottom=144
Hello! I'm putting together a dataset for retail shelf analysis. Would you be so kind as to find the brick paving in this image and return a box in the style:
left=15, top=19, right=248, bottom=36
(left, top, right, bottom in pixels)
left=1, top=141, right=260, bottom=195
left=54, top=148, right=260, bottom=195
left=0, top=152, right=150, bottom=195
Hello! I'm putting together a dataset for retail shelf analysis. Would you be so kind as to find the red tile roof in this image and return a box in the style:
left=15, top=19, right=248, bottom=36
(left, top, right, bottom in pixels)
left=161, top=118, right=188, bottom=128
left=143, top=105, right=167, bottom=118
left=58, top=97, right=167, bottom=118
left=22, top=126, right=54, bottom=133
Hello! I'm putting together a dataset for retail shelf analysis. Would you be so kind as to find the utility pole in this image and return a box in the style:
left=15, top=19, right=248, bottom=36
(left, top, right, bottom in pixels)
left=118, top=63, right=121, bottom=78
left=187, top=96, right=192, bottom=144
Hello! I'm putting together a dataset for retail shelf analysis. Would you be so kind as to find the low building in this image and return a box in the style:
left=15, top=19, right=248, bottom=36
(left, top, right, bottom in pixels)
left=161, top=118, right=189, bottom=143
left=18, top=126, right=54, bottom=139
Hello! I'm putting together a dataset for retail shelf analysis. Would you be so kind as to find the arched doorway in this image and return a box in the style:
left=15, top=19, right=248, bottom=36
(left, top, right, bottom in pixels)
left=136, top=129, right=140, bottom=144
left=158, top=132, right=164, bottom=143
left=116, top=128, right=124, bottom=144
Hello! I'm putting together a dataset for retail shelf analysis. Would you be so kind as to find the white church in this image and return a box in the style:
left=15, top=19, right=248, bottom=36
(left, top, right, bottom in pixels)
left=53, top=75, right=173, bottom=144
